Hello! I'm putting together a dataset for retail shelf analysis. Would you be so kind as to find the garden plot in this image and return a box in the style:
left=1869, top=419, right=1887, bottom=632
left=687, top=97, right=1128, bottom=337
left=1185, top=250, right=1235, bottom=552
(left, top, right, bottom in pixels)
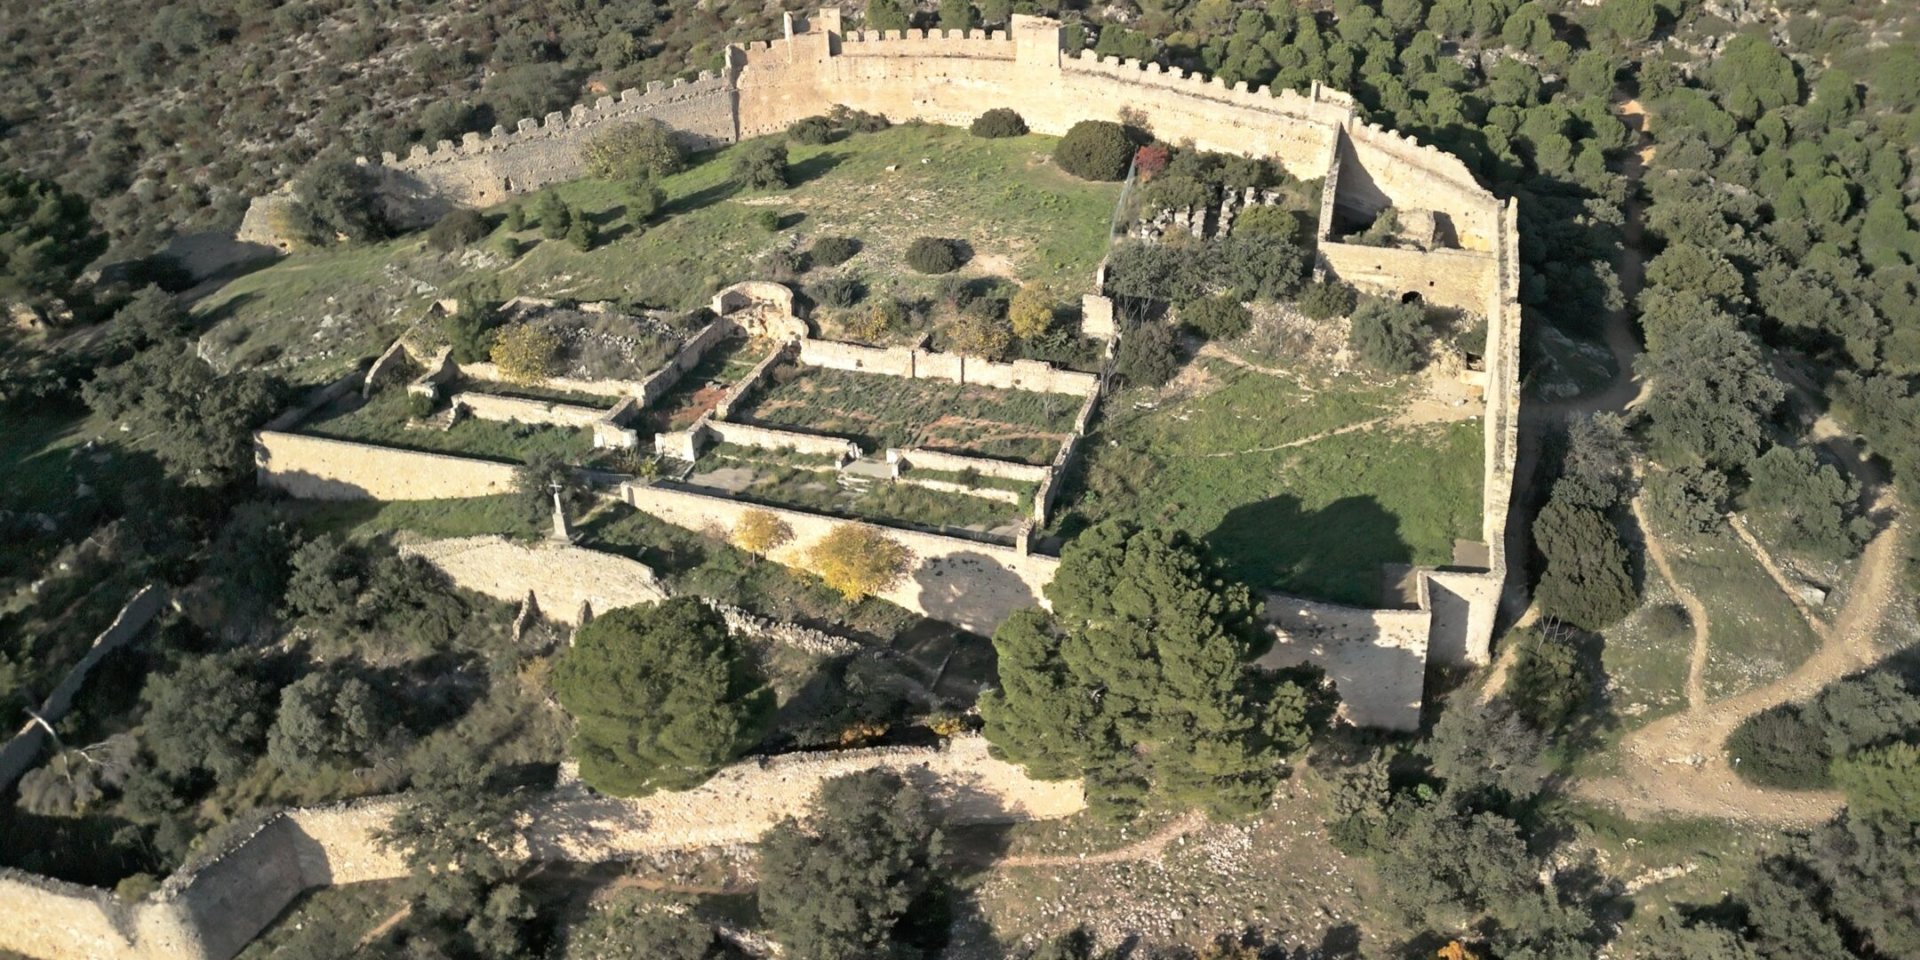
left=735, top=363, right=1080, bottom=466
left=299, top=388, right=595, bottom=464
left=685, top=444, right=1029, bottom=537
left=643, top=335, right=773, bottom=433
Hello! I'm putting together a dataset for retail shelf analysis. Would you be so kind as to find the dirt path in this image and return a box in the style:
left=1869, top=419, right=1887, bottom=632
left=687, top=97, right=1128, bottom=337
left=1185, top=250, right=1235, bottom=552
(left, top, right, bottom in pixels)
left=995, top=810, right=1210, bottom=869
left=1576, top=510, right=1904, bottom=823
left=1627, top=494, right=1714, bottom=711
left=1727, top=513, right=1825, bottom=630
left=1199, top=415, right=1394, bottom=458
left=354, top=904, right=413, bottom=952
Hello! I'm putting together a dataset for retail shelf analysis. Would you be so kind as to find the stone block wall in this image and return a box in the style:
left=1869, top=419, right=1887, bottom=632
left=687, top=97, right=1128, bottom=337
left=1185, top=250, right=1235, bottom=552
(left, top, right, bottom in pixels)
left=632, top=317, right=740, bottom=408
left=887, top=447, right=1051, bottom=483
left=1317, top=241, right=1499, bottom=313
left=0, top=738, right=1077, bottom=960
left=1253, top=595, right=1430, bottom=731
left=622, top=481, right=1057, bottom=633
left=364, top=73, right=739, bottom=224
left=456, top=362, right=652, bottom=401
left=792, top=337, right=1097, bottom=395
left=450, top=392, right=611, bottom=428
left=712, top=341, right=792, bottom=420
left=254, top=432, right=520, bottom=500
left=705, top=419, right=862, bottom=460
left=0, top=587, right=166, bottom=790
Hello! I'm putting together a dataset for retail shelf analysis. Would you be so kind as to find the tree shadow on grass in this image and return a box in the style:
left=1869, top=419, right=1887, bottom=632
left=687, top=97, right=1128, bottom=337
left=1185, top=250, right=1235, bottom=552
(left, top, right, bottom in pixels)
left=664, top=180, right=742, bottom=217
left=1205, top=495, right=1412, bottom=608
left=787, top=151, right=846, bottom=187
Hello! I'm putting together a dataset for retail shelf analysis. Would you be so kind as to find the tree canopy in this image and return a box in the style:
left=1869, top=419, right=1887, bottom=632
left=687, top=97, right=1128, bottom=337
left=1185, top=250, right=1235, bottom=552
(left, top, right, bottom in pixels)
left=980, top=521, right=1325, bottom=819
left=757, top=770, right=947, bottom=960
left=0, top=168, right=104, bottom=303
left=552, top=598, right=772, bottom=796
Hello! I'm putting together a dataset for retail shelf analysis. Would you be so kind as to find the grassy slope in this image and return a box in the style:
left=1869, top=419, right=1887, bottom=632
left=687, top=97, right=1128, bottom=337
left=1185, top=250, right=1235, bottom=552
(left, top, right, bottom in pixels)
left=1063, top=362, right=1483, bottom=607
left=195, top=125, right=1120, bottom=385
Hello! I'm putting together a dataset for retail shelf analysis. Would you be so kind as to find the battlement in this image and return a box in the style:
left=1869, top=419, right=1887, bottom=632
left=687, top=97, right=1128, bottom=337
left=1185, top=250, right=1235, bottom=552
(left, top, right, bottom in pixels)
left=379, top=71, right=733, bottom=172
left=1060, top=48, right=1349, bottom=124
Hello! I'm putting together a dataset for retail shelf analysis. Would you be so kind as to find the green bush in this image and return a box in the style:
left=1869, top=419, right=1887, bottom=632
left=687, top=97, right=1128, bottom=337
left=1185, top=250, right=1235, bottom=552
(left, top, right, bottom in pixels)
left=752, top=209, right=782, bottom=232
left=731, top=140, right=790, bottom=190
left=1645, top=464, right=1729, bottom=534
left=1504, top=627, right=1589, bottom=730
left=787, top=115, right=834, bottom=144
left=1116, top=320, right=1179, bottom=387
left=1726, top=707, right=1831, bottom=789
left=1347, top=298, right=1431, bottom=373
left=582, top=119, right=687, bottom=181
left=810, top=235, right=861, bottom=266
left=1532, top=493, right=1638, bottom=631
left=406, top=392, right=437, bottom=419
left=969, top=108, right=1027, bottom=138
left=534, top=191, right=571, bottom=239
left=810, top=274, right=865, bottom=309
left=1054, top=120, right=1134, bottom=181
left=1297, top=279, right=1358, bottom=320
left=1177, top=296, right=1252, bottom=340
left=905, top=236, right=965, bottom=274
left=426, top=208, right=489, bottom=251
left=624, top=179, right=666, bottom=222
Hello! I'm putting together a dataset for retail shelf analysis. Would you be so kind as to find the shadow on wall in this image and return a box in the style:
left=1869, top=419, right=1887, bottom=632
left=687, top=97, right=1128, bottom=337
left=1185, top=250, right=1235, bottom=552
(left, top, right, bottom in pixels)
left=1206, top=494, right=1411, bottom=608
left=913, top=551, right=1037, bottom=634
left=254, top=464, right=380, bottom=502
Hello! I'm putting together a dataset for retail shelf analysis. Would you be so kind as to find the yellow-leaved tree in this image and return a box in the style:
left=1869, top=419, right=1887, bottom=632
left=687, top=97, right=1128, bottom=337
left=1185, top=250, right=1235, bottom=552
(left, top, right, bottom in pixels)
left=490, top=323, right=560, bottom=384
left=1008, top=284, right=1055, bottom=340
left=808, top=524, right=911, bottom=600
left=732, top=508, right=794, bottom=561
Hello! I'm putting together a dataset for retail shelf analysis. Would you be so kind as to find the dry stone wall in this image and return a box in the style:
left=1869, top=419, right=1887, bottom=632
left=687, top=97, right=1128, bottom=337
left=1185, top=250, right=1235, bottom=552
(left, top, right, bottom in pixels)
left=254, top=431, right=520, bottom=500
left=622, top=480, right=1056, bottom=633
left=451, top=392, right=611, bottom=428
left=794, top=337, right=1098, bottom=396
left=0, top=587, right=167, bottom=790
left=0, top=738, right=1077, bottom=960
left=1317, top=241, right=1499, bottom=313
left=400, top=536, right=671, bottom=624
left=1254, top=595, right=1429, bottom=731
left=888, top=447, right=1051, bottom=483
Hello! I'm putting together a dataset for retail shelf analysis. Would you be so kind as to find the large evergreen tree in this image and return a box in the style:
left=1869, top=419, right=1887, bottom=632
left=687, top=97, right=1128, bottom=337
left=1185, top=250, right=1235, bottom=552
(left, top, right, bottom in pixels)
left=552, top=598, right=772, bottom=796
left=757, top=770, right=947, bottom=960
left=980, top=521, right=1325, bottom=819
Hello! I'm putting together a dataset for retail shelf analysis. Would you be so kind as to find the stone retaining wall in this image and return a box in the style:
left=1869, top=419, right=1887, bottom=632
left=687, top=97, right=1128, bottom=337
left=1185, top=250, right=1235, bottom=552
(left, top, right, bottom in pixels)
left=254, top=432, right=520, bottom=500
left=0, top=738, right=1078, bottom=960
left=622, top=480, right=1055, bottom=633
left=795, top=338, right=1099, bottom=396
left=0, top=587, right=167, bottom=790
left=450, top=392, right=611, bottom=428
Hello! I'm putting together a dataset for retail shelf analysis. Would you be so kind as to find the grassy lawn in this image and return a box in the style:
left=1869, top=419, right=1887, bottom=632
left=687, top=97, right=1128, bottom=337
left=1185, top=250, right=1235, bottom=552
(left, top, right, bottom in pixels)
left=298, top=389, right=594, bottom=464
left=1658, top=524, right=1824, bottom=701
left=1060, top=363, right=1482, bottom=607
left=196, top=125, right=1118, bottom=385
left=281, top=494, right=545, bottom=542
left=737, top=363, right=1078, bottom=465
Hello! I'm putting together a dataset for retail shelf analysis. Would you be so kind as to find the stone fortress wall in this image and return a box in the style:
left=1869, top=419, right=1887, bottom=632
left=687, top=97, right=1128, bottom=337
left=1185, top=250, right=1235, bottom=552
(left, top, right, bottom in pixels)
left=0, top=737, right=1078, bottom=960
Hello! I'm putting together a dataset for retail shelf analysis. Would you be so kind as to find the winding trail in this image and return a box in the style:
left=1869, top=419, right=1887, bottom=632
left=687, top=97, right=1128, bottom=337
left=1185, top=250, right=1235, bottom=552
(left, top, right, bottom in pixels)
left=1627, top=493, right=1714, bottom=711
left=994, top=810, right=1211, bottom=869
left=1576, top=509, right=1904, bottom=823
left=1727, top=513, right=1826, bottom=630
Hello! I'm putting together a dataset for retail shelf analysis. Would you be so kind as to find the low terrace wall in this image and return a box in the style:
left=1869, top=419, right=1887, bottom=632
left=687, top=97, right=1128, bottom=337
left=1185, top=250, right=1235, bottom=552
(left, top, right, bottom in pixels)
left=451, top=392, right=610, bottom=428
left=795, top=338, right=1098, bottom=396
left=622, top=481, right=1055, bottom=633
left=254, top=432, right=519, bottom=501
left=887, top=447, right=1050, bottom=484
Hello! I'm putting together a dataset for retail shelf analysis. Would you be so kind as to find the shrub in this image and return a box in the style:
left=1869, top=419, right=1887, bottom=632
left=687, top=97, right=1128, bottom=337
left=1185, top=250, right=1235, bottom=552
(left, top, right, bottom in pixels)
left=502, top=204, right=526, bottom=232
left=905, top=236, right=965, bottom=274
left=566, top=210, right=597, bottom=251
left=731, top=140, right=790, bottom=190
left=1141, top=174, right=1211, bottom=216
left=1008, top=285, right=1054, bottom=339
left=1054, top=120, right=1134, bottom=181
left=1645, top=464, right=1729, bottom=534
left=811, top=274, right=865, bottom=309
left=427, top=208, right=488, bottom=251
left=406, top=392, right=437, bottom=419
left=490, top=323, right=560, bottom=384
left=1726, top=706, right=1830, bottom=788
left=1178, top=296, right=1252, bottom=340
left=535, top=191, right=571, bottom=239
left=969, top=108, right=1027, bottom=138
left=1297, top=279, right=1358, bottom=320
left=846, top=298, right=906, bottom=341
left=1117, top=321, right=1179, bottom=387
left=1745, top=445, right=1867, bottom=559
left=787, top=115, right=834, bottom=145
left=624, top=179, right=666, bottom=222
left=1533, top=496, right=1638, bottom=631
left=809, top=525, right=911, bottom=600
left=948, top=308, right=1012, bottom=359
left=1642, top=604, right=1692, bottom=645
left=1347, top=298, right=1431, bottom=373
left=752, top=209, right=782, bottom=232
left=1504, top=627, right=1589, bottom=730
left=1234, top=204, right=1302, bottom=240
left=827, top=103, right=891, bottom=133
left=811, top=235, right=861, bottom=266
left=583, top=119, right=686, bottom=181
